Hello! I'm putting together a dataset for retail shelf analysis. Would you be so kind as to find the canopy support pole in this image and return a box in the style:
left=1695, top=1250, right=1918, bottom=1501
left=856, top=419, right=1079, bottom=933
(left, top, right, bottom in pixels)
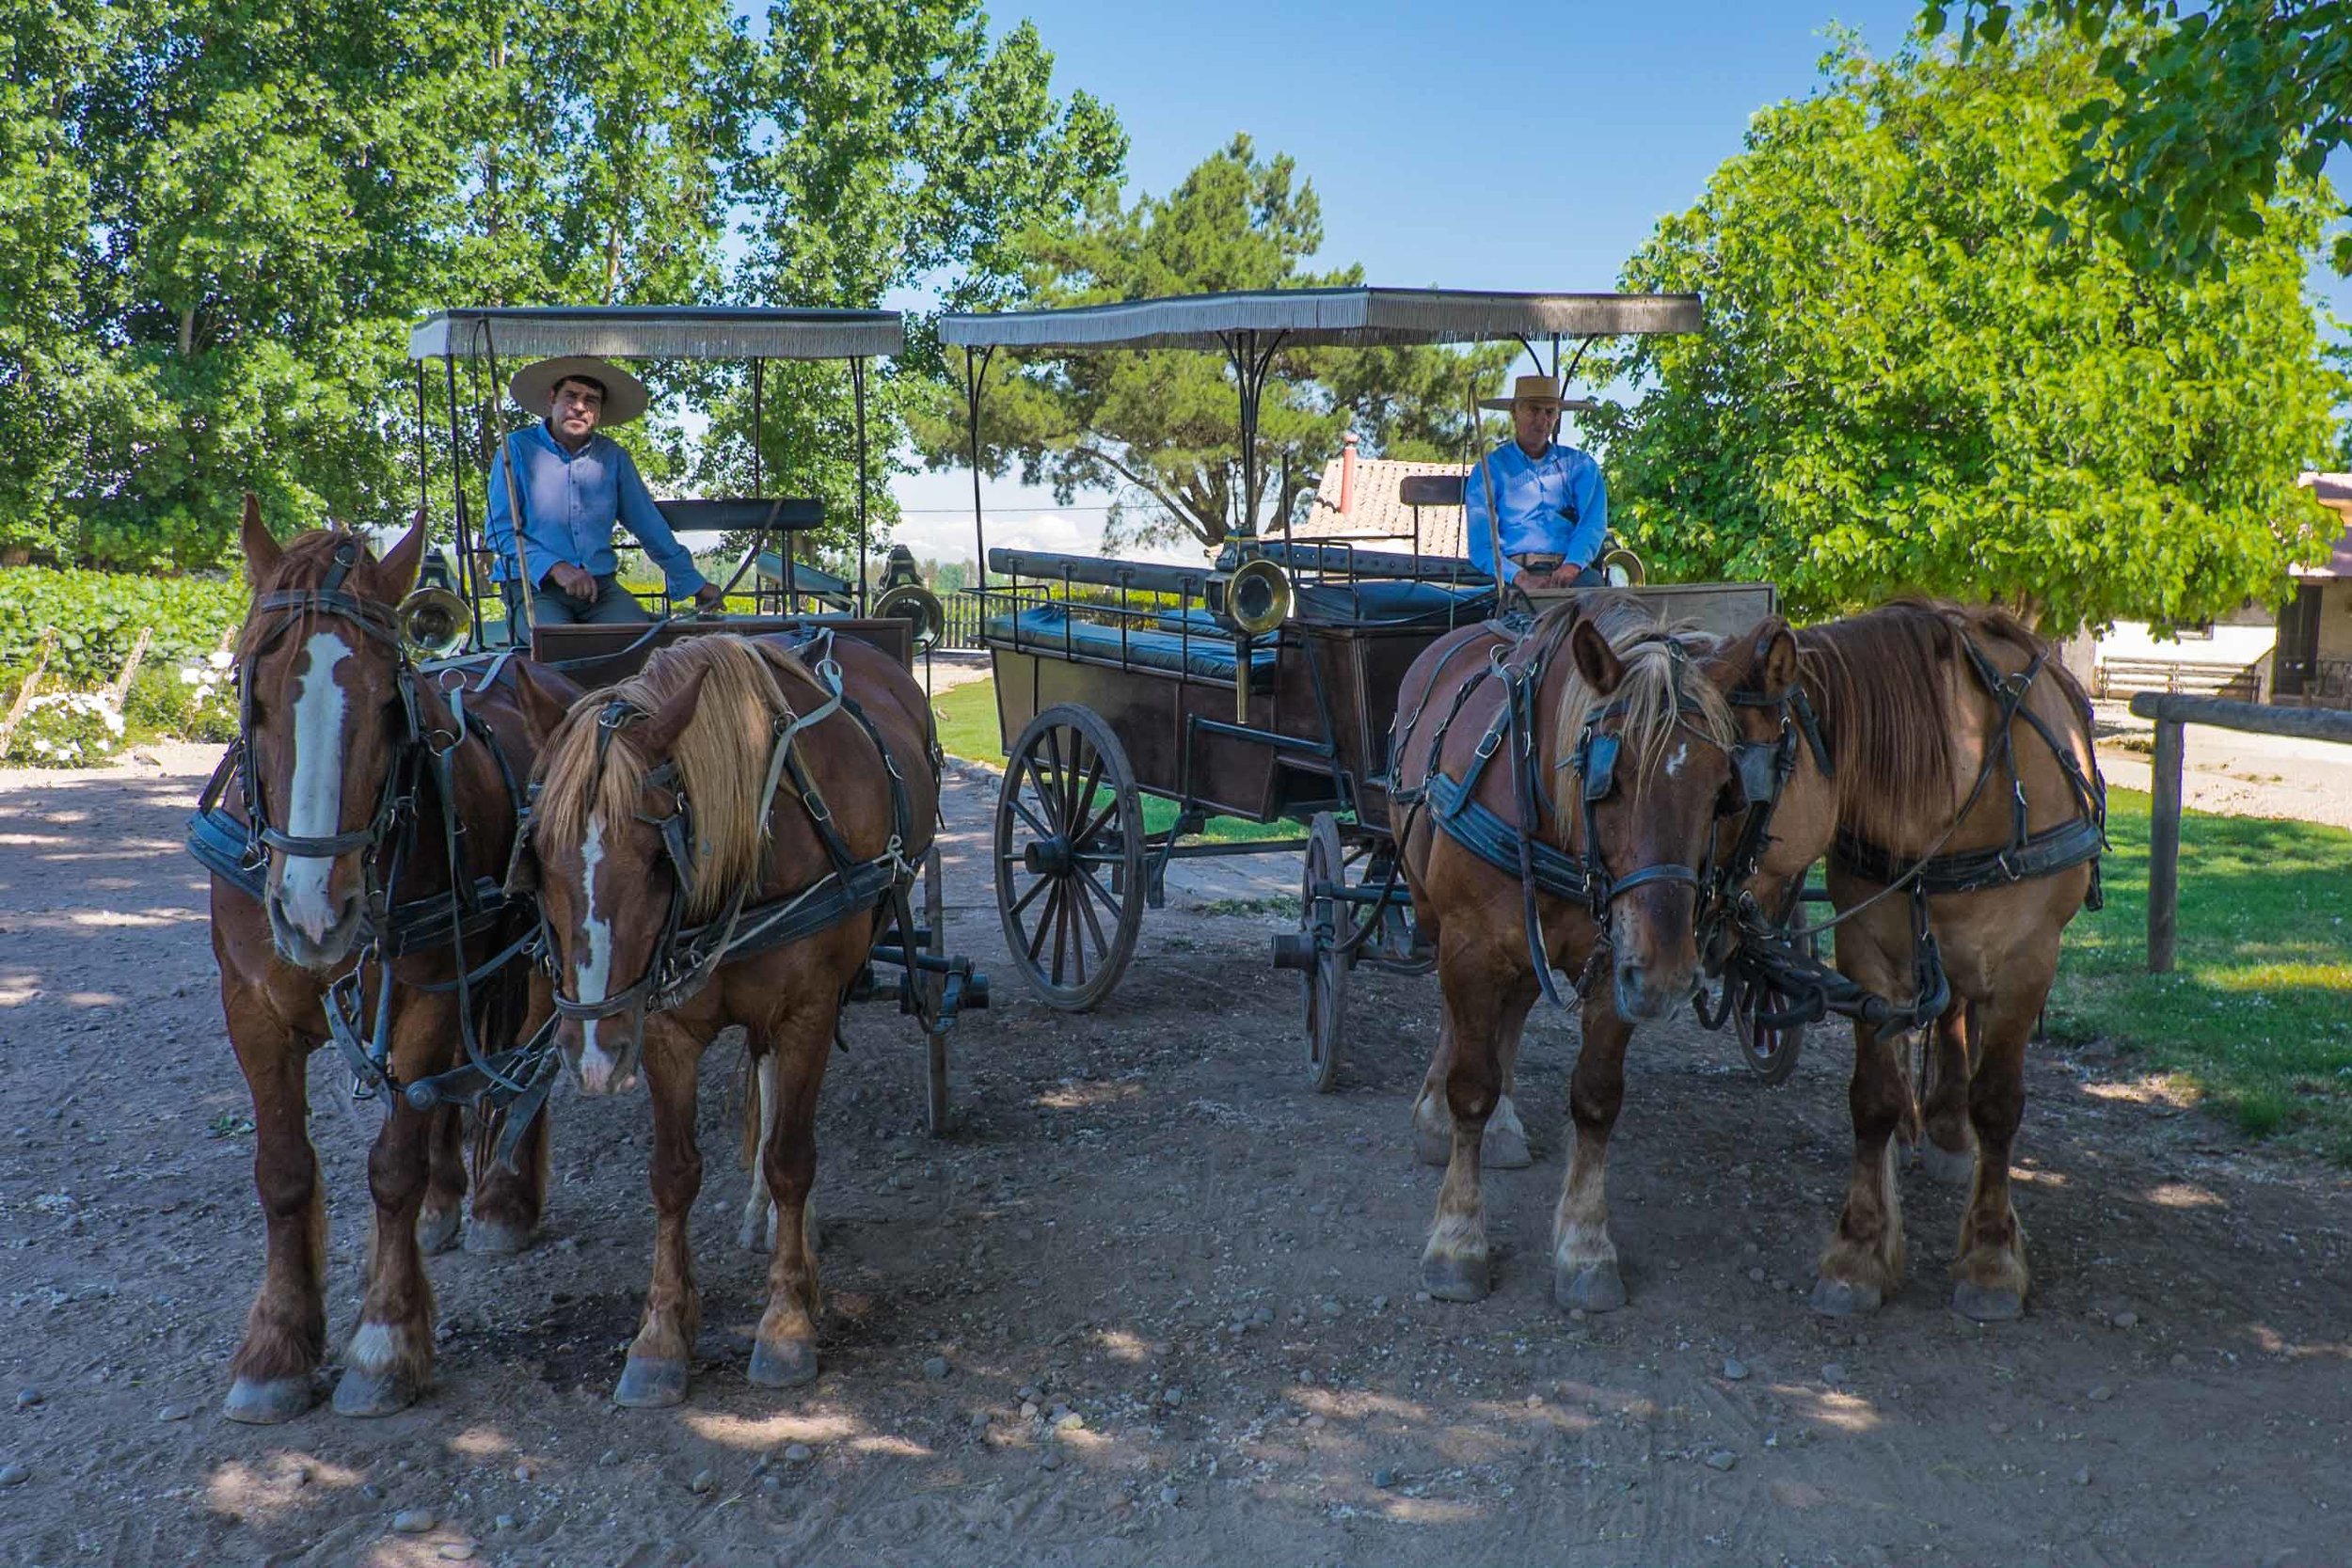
left=963, top=346, right=995, bottom=588
left=853, top=355, right=870, bottom=615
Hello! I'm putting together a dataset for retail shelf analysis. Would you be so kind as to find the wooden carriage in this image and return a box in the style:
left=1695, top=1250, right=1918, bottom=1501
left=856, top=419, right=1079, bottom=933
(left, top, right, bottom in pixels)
left=942, top=288, right=1788, bottom=1087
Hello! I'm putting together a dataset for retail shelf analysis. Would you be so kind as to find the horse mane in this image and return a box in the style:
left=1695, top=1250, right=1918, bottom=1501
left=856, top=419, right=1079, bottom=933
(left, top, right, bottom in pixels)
left=1794, top=598, right=2066, bottom=842
left=535, top=636, right=827, bottom=924
left=1547, top=593, right=1736, bottom=799
left=235, top=530, right=377, bottom=664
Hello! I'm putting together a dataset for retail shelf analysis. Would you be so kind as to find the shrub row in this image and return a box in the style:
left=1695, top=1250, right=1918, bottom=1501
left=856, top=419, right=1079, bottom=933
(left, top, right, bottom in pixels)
left=0, top=566, right=247, bottom=689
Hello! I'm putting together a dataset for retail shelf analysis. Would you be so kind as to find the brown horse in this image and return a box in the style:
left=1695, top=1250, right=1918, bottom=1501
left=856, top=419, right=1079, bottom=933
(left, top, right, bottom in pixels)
left=206, top=502, right=550, bottom=1423
left=1390, top=596, right=1803, bottom=1307
left=516, top=630, right=939, bottom=1404
left=1757, top=601, right=2102, bottom=1322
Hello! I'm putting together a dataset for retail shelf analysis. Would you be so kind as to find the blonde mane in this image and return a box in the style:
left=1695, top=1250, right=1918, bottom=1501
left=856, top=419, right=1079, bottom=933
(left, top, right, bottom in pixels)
left=1547, top=594, right=1736, bottom=800
left=535, top=637, right=828, bottom=923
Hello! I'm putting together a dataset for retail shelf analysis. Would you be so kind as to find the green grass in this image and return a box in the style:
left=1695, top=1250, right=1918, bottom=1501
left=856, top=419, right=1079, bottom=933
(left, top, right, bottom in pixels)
left=931, top=675, right=1302, bottom=847
left=2049, top=787, right=2352, bottom=1161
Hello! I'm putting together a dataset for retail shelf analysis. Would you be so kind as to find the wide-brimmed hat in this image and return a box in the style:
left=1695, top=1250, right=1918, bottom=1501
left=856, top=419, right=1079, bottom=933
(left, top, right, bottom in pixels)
left=509, top=356, right=649, bottom=426
left=1479, top=373, right=1597, bottom=414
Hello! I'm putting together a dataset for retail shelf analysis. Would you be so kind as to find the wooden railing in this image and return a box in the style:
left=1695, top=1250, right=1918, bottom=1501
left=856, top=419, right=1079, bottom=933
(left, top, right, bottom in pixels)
left=2093, top=657, right=2261, bottom=702
left=2128, top=692, right=2352, bottom=972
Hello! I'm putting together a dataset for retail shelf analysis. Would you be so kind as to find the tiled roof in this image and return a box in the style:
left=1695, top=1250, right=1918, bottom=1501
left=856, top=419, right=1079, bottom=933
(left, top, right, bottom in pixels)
left=2295, top=472, right=2352, bottom=578
left=1296, top=456, right=1472, bottom=556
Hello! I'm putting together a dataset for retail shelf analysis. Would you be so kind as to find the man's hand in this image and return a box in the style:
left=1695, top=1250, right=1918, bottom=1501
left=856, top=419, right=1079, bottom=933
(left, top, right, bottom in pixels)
left=691, top=582, right=727, bottom=612
left=545, top=562, right=598, bottom=604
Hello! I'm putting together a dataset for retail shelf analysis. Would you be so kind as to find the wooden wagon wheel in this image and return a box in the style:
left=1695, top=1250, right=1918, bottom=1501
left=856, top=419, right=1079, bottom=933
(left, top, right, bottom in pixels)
left=920, top=845, right=950, bottom=1135
left=1298, top=812, right=1354, bottom=1093
left=1729, top=887, right=1809, bottom=1085
left=994, top=704, right=1145, bottom=1011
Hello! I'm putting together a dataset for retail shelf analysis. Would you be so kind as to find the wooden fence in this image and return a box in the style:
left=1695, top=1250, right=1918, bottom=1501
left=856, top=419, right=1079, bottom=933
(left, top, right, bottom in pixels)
left=2094, top=657, right=2262, bottom=703
left=2127, top=692, right=2352, bottom=972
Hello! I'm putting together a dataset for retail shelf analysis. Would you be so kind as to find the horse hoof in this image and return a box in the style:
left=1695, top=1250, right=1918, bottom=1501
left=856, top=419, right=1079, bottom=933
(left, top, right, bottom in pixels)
left=1412, top=1123, right=1451, bottom=1167
left=463, top=1219, right=532, bottom=1256
left=330, top=1368, right=420, bottom=1418
left=222, top=1375, right=316, bottom=1425
left=1420, top=1252, right=1489, bottom=1304
left=1482, top=1125, right=1533, bottom=1169
left=614, top=1356, right=690, bottom=1408
left=1553, top=1260, right=1626, bottom=1314
left=1916, top=1140, right=1977, bottom=1185
left=748, top=1338, right=819, bottom=1389
left=1951, top=1281, right=2025, bottom=1323
left=1810, top=1276, right=1883, bottom=1317
left=417, top=1207, right=461, bottom=1255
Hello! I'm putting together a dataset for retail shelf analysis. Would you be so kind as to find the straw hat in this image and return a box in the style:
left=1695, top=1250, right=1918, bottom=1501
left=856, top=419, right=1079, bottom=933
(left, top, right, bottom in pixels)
left=1480, top=373, right=1597, bottom=414
left=508, top=356, right=649, bottom=426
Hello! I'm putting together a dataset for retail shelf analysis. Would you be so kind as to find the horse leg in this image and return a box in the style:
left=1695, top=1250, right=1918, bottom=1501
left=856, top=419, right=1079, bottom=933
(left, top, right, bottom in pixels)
left=1486, top=1003, right=1534, bottom=1169
left=1413, top=994, right=1534, bottom=1169
left=1950, top=970, right=2051, bottom=1322
left=464, top=1101, right=549, bottom=1255
left=1421, top=948, right=1513, bottom=1303
left=614, top=1016, right=706, bottom=1407
left=1915, top=1000, right=1979, bottom=1184
left=223, top=1014, right=327, bottom=1425
left=1553, top=992, right=1632, bottom=1312
left=417, top=1105, right=465, bottom=1255
left=1411, top=1012, right=1454, bottom=1166
left=751, top=1005, right=839, bottom=1387
left=738, top=1044, right=779, bottom=1252
left=1810, top=1013, right=1912, bottom=1317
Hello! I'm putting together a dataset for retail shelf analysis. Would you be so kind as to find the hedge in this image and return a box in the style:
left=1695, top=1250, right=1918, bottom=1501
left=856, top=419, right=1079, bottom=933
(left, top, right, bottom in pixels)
left=0, top=567, right=247, bottom=689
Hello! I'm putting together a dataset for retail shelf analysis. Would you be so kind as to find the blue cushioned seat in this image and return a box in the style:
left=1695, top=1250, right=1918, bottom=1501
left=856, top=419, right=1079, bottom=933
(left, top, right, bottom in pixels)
left=1291, top=579, right=1495, bottom=626
left=987, top=605, right=1279, bottom=680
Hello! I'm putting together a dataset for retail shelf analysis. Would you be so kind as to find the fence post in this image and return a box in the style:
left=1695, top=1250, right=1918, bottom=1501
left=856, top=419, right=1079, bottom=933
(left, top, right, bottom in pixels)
left=2147, top=715, right=2184, bottom=974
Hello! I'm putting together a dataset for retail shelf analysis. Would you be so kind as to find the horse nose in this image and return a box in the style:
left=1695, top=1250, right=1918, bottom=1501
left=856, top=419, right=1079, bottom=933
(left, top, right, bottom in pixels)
left=1613, top=958, right=1678, bottom=1023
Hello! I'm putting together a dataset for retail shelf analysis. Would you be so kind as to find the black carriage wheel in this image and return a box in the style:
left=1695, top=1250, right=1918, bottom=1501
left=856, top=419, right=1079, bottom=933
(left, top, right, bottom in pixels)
left=993, top=705, right=1145, bottom=1012
left=1730, top=971, right=1805, bottom=1085
left=921, top=845, right=950, bottom=1135
left=1299, top=813, right=1354, bottom=1093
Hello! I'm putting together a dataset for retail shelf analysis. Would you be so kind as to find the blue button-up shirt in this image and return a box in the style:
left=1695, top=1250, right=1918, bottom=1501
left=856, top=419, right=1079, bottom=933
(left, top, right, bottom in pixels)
left=1463, top=439, right=1608, bottom=584
left=484, top=422, right=707, bottom=595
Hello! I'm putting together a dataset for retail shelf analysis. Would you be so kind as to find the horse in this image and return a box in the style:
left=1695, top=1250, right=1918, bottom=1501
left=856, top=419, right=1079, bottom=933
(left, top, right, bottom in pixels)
left=1751, top=600, right=2103, bottom=1322
left=514, top=630, right=939, bottom=1405
left=1389, top=594, right=1804, bottom=1307
left=200, top=500, right=551, bottom=1423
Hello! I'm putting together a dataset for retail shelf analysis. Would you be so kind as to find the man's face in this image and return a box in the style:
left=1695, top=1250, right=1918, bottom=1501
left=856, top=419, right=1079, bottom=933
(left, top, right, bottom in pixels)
left=548, top=379, right=605, bottom=443
left=1513, top=399, right=1559, bottom=453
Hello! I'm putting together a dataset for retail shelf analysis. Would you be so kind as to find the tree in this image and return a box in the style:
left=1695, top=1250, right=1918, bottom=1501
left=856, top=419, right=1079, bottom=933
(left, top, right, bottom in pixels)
left=1927, top=2, right=2352, bottom=275
left=1595, top=32, right=2340, bottom=632
left=918, top=135, right=1512, bottom=553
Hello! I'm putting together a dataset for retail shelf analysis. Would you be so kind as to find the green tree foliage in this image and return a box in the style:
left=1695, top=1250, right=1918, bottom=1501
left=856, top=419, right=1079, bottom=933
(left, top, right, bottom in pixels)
left=920, top=135, right=1511, bottom=551
left=1928, top=2, right=2352, bottom=276
left=0, top=0, right=1118, bottom=572
left=1595, top=33, right=2340, bottom=632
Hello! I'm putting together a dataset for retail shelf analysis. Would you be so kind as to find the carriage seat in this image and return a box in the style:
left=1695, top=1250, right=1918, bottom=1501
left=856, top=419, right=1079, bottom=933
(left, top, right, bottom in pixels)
left=985, top=604, right=1279, bottom=681
left=1291, top=578, right=1495, bottom=627
left=1152, top=606, right=1275, bottom=644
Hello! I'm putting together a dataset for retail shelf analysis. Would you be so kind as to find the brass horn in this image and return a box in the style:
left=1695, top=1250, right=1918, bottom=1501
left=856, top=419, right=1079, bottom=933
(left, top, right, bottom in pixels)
left=873, top=581, right=946, bottom=655
left=1216, top=556, right=1292, bottom=638
left=1598, top=538, right=1647, bottom=589
left=396, top=585, right=474, bottom=660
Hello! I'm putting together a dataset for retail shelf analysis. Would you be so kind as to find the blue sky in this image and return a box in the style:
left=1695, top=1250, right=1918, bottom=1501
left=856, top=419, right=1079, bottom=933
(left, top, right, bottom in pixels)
left=870, top=1, right=2351, bottom=559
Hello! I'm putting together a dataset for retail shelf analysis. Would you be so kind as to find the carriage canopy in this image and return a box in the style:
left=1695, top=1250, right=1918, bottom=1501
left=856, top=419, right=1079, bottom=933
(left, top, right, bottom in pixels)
left=937, top=287, right=1700, bottom=352
left=407, top=306, right=905, bottom=363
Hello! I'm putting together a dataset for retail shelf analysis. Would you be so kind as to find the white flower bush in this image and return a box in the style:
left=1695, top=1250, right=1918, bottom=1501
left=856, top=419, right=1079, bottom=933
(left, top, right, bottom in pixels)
left=7, top=690, right=126, bottom=768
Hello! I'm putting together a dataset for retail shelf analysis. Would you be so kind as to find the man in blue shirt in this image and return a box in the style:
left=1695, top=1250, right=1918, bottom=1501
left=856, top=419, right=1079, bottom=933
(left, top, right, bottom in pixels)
left=1463, top=375, right=1609, bottom=588
left=486, top=356, right=723, bottom=633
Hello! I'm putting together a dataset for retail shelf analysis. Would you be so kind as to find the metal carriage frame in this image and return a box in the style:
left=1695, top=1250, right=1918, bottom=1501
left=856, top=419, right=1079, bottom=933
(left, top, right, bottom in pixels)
left=396, top=306, right=982, bottom=1132
left=942, top=287, right=1804, bottom=1087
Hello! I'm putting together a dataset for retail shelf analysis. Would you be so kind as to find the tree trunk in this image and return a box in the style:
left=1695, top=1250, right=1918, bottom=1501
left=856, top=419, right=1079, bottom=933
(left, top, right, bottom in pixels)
left=178, top=307, right=196, bottom=356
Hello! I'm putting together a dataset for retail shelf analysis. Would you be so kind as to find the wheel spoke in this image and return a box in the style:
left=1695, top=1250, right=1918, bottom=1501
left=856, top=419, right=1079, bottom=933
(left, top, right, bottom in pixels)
left=1049, top=878, right=1073, bottom=985
left=1069, top=865, right=1110, bottom=962
left=1007, top=870, right=1053, bottom=920
left=1026, top=880, right=1063, bottom=966
left=1073, top=786, right=1121, bottom=852
left=1040, top=730, right=1069, bottom=831
left=1073, top=862, right=1122, bottom=921
left=1067, top=752, right=1106, bottom=843
left=1008, top=782, right=1055, bottom=844
left=1057, top=731, right=1087, bottom=830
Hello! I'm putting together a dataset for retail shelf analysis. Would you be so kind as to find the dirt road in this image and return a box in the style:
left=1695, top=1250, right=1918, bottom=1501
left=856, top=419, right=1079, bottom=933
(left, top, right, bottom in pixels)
left=2, top=746, right=2347, bottom=1566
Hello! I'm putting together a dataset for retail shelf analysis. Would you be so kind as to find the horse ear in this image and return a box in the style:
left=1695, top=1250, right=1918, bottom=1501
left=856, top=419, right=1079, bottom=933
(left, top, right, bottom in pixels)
left=516, top=659, right=582, bottom=745
left=239, top=494, right=281, bottom=586
left=1747, top=617, right=1799, bottom=700
left=372, top=510, right=428, bottom=600
left=1569, top=617, right=1625, bottom=697
left=634, top=665, right=710, bottom=757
